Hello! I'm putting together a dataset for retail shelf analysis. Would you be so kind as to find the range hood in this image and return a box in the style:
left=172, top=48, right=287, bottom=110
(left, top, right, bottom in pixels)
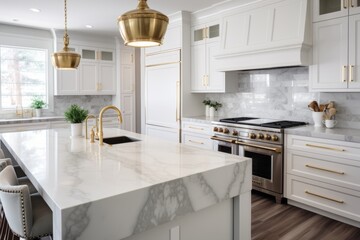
left=214, top=0, right=312, bottom=71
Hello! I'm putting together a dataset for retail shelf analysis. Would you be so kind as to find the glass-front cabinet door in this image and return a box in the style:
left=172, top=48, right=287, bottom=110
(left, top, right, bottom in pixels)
left=313, top=0, right=348, bottom=22
left=349, top=0, right=360, bottom=15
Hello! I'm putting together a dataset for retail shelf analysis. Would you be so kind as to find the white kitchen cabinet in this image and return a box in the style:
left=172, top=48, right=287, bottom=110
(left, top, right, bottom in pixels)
left=80, top=47, right=116, bottom=95
left=311, top=14, right=360, bottom=91
left=181, top=121, right=213, bottom=150
left=145, top=24, right=182, bottom=55
left=313, top=0, right=360, bottom=22
left=285, top=134, right=360, bottom=226
left=191, top=22, right=237, bottom=93
left=119, top=47, right=136, bottom=132
left=54, top=45, right=80, bottom=95
left=55, top=45, right=116, bottom=95
left=145, top=125, right=179, bottom=143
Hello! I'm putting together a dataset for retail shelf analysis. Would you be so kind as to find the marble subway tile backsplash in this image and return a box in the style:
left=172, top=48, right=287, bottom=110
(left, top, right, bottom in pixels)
left=206, top=67, right=360, bottom=129
left=53, top=95, right=112, bottom=116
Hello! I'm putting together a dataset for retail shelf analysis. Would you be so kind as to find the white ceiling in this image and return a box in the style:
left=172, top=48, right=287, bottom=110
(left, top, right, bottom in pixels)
left=0, top=0, right=224, bottom=37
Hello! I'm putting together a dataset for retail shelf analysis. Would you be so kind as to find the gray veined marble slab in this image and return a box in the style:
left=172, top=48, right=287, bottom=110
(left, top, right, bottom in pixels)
left=0, top=128, right=251, bottom=240
left=285, top=125, right=360, bottom=143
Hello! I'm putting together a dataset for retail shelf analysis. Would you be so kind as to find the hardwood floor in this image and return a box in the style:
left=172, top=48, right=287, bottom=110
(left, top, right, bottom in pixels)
left=252, top=191, right=360, bottom=240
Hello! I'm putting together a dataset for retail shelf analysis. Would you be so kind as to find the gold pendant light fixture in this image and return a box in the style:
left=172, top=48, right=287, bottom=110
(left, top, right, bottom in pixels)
left=118, top=0, right=169, bottom=47
left=52, top=0, right=81, bottom=69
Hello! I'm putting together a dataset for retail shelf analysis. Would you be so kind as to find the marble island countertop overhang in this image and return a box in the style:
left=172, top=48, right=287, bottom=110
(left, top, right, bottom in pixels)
left=0, top=128, right=252, bottom=239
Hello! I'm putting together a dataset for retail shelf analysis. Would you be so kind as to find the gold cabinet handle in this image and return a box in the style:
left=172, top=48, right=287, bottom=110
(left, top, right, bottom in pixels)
left=189, top=126, right=204, bottom=130
left=344, top=0, right=348, bottom=9
left=206, top=27, right=210, bottom=38
left=202, top=75, right=206, bottom=86
left=211, top=136, right=236, bottom=144
left=176, top=81, right=180, bottom=121
left=342, top=65, right=348, bottom=82
left=349, top=65, right=354, bottom=82
left=305, top=190, right=344, bottom=204
left=305, top=144, right=345, bottom=152
left=351, top=0, right=355, bottom=7
left=305, top=164, right=345, bottom=175
left=202, top=28, right=206, bottom=40
left=189, top=139, right=204, bottom=145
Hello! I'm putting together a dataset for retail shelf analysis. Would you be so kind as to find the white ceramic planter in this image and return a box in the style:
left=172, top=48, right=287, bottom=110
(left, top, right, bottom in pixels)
left=71, top=123, right=83, bottom=137
left=205, top=105, right=210, bottom=117
left=35, top=109, right=42, bottom=117
left=209, top=107, right=215, bottom=117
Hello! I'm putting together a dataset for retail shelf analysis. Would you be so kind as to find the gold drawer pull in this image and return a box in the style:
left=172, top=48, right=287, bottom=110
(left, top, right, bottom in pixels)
left=305, top=164, right=345, bottom=175
left=189, top=140, right=204, bottom=145
left=189, top=126, right=204, bottom=130
left=305, top=190, right=344, bottom=204
left=305, top=144, right=345, bottom=152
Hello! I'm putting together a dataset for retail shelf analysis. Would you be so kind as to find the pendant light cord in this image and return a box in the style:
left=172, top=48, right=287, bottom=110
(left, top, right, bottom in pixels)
left=64, top=0, right=68, bottom=35
left=63, top=0, right=69, bottom=50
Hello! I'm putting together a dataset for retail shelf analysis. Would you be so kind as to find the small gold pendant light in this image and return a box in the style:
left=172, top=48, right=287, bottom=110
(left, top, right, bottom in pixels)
left=118, top=0, right=169, bottom=47
left=52, top=0, right=81, bottom=69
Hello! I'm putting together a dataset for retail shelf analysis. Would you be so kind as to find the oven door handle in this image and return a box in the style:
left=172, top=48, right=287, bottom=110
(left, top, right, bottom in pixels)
left=235, top=140, right=282, bottom=153
left=211, top=136, right=236, bottom=144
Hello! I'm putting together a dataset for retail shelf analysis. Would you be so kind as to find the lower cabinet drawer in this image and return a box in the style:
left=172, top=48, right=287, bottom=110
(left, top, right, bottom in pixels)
left=287, top=175, right=360, bottom=222
left=182, top=132, right=213, bottom=150
left=287, top=150, right=360, bottom=191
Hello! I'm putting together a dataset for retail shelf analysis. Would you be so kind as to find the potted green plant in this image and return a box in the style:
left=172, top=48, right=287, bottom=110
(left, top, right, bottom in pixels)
left=202, top=99, right=211, bottom=117
left=64, top=104, right=89, bottom=137
left=209, top=101, right=222, bottom=117
left=30, top=97, right=46, bottom=117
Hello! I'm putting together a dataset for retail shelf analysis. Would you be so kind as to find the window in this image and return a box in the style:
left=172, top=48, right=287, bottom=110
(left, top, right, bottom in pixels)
left=0, top=45, right=48, bottom=110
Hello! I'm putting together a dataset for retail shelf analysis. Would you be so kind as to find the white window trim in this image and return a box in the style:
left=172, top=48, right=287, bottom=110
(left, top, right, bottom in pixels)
left=0, top=31, right=54, bottom=114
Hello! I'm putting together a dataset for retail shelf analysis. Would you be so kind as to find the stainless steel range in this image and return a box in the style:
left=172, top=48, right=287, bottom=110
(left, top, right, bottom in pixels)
left=211, top=117, right=307, bottom=203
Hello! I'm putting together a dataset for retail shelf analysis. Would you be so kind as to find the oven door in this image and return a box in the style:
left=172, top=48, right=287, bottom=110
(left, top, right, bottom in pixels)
left=211, top=136, right=238, bottom=155
left=236, top=140, right=283, bottom=194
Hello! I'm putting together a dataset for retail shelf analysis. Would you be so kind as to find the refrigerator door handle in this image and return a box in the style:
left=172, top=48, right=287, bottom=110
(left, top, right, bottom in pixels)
left=176, top=81, right=180, bottom=121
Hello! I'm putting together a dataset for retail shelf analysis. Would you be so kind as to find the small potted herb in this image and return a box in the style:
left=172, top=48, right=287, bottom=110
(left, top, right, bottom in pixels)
left=209, top=101, right=222, bottom=117
left=202, top=99, right=211, bottom=116
left=64, top=104, right=89, bottom=137
left=30, top=97, right=46, bottom=117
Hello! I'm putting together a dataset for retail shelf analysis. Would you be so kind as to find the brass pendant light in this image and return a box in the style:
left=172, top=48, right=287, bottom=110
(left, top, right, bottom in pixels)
left=52, top=0, right=81, bottom=69
left=118, top=0, right=169, bottom=47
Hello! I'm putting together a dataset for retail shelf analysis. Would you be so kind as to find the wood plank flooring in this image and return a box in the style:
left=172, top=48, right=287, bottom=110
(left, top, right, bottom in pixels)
left=252, top=191, right=360, bottom=240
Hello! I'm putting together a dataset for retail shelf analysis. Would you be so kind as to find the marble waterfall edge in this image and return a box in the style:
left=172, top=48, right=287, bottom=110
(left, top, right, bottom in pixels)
left=61, top=162, right=251, bottom=240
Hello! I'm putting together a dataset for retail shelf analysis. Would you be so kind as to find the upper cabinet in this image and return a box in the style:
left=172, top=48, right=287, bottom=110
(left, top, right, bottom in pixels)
left=145, top=24, right=182, bottom=55
left=313, top=0, right=360, bottom=22
left=311, top=1, right=360, bottom=91
left=191, top=22, right=237, bottom=93
left=79, top=47, right=116, bottom=95
left=55, top=42, right=116, bottom=96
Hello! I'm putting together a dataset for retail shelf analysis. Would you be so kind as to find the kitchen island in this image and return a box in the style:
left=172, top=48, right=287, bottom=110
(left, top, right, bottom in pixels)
left=0, top=128, right=251, bottom=240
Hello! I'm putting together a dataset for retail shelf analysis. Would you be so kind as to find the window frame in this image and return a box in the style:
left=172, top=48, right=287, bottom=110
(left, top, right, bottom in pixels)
left=0, top=30, right=54, bottom=114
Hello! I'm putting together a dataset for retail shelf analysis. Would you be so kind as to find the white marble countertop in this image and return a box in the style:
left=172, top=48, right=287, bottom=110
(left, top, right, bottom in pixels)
left=1, top=128, right=251, bottom=239
left=285, top=125, right=360, bottom=143
left=0, top=116, right=65, bottom=125
left=182, top=115, right=224, bottom=124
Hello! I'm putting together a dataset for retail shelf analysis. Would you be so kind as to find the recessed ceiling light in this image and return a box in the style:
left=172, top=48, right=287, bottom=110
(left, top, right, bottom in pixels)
left=29, top=8, right=41, bottom=13
left=85, top=25, right=93, bottom=29
left=12, top=19, right=19, bottom=22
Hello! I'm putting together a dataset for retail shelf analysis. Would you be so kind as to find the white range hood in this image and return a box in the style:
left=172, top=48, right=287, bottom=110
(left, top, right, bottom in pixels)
left=215, top=0, right=312, bottom=71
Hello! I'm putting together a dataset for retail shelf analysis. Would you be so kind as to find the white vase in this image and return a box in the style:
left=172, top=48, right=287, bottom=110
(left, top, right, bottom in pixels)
left=35, top=109, right=41, bottom=117
left=312, top=112, right=323, bottom=127
left=71, top=123, right=83, bottom=137
left=205, top=105, right=210, bottom=117
left=209, top=107, right=215, bottom=117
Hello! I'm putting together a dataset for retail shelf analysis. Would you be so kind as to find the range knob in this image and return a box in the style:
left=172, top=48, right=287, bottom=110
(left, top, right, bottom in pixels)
left=219, top=128, right=224, bottom=133
left=232, top=130, right=238, bottom=136
left=249, top=133, right=256, bottom=139
left=272, top=135, right=279, bottom=141
left=224, top=128, right=230, bottom=134
left=257, top=133, right=264, bottom=139
left=265, top=134, right=271, bottom=140
left=213, top=127, right=218, bottom=132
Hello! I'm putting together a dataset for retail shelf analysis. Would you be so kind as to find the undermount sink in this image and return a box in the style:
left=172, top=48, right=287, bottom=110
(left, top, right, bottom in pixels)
left=102, top=136, right=140, bottom=145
